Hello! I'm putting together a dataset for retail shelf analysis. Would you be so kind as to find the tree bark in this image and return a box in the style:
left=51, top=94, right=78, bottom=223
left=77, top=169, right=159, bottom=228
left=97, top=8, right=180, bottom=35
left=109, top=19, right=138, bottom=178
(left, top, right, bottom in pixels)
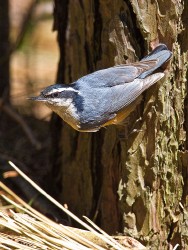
left=53, top=0, right=188, bottom=248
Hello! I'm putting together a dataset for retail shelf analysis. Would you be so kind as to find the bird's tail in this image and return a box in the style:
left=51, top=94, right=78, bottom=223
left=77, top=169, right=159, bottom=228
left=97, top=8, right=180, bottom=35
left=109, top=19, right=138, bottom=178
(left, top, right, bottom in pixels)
left=139, top=44, right=172, bottom=79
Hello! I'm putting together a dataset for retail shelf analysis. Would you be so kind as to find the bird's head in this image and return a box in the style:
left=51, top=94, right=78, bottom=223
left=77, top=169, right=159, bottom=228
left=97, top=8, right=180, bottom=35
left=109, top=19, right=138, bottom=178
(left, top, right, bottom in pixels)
left=29, top=84, right=81, bottom=111
left=29, top=83, right=85, bottom=130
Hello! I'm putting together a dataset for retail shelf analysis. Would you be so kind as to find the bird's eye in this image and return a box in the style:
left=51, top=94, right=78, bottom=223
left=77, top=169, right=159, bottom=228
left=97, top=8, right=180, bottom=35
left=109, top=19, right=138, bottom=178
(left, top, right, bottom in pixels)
left=51, top=92, right=59, bottom=98
left=41, top=92, right=59, bottom=98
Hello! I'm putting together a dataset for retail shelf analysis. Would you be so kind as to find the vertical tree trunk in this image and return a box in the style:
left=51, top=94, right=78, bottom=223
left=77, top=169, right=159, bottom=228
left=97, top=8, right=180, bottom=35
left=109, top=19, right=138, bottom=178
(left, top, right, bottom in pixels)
left=0, top=0, right=10, bottom=100
left=53, top=0, right=188, bottom=248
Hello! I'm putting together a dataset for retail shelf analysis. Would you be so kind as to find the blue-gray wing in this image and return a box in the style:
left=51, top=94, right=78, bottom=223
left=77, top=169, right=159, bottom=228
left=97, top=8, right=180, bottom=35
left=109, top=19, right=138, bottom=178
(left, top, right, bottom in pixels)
left=79, top=72, right=164, bottom=130
left=77, top=60, right=157, bottom=87
left=76, top=43, right=171, bottom=88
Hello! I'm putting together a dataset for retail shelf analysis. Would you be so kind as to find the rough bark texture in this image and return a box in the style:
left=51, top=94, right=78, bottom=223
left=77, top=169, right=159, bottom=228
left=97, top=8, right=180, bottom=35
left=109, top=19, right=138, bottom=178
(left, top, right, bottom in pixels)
left=53, top=0, right=188, bottom=249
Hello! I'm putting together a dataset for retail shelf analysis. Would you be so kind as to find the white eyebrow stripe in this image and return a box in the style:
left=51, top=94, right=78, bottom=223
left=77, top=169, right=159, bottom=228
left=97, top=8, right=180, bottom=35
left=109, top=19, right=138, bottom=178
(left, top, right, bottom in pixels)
left=47, top=87, right=80, bottom=94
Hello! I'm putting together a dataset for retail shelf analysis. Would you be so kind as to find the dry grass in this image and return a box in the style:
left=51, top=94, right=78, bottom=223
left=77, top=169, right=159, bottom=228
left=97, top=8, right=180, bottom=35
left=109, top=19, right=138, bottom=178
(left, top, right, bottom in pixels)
left=0, top=161, right=146, bottom=250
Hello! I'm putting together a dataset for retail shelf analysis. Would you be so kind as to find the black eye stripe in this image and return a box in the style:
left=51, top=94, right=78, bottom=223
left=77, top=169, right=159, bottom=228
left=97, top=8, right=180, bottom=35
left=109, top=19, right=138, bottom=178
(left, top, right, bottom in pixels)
left=41, top=88, right=79, bottom=99
left=52, top=92, right=59, bottom=98
left=42, top=92, right=59, bottom=98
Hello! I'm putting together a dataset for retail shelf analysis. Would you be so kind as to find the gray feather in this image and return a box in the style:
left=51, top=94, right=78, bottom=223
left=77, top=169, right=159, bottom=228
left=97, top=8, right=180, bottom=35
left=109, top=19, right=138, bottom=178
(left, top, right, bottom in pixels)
left=77, top=44, right=171, bottom=88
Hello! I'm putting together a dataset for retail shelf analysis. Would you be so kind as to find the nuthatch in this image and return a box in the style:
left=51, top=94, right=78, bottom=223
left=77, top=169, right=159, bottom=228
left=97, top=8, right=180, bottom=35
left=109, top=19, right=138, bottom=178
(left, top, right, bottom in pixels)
left=30, top=44, right=172, bottom=132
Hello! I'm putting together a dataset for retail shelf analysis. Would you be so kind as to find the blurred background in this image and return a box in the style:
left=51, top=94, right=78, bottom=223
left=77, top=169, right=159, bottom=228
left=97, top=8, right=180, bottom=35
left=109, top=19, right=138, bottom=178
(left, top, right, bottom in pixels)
left=0, top=0, right=61, bottom=214
left=10, top=0, right=58, bottom=119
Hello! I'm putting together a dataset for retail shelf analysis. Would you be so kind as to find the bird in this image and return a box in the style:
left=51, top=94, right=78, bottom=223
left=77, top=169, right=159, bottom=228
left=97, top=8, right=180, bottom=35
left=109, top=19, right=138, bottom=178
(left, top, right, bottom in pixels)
left=29, top=44, right=172, bottom=132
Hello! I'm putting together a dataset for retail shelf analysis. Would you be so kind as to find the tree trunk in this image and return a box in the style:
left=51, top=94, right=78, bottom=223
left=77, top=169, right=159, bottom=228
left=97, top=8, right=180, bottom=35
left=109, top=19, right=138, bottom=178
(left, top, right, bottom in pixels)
left=53, top=0, right=188, bottom=248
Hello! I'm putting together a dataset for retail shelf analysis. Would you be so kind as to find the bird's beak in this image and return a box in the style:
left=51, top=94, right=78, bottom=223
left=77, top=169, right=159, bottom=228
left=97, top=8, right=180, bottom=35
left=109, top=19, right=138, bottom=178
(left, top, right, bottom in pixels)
left=28, top=95, right=46, bottom=102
